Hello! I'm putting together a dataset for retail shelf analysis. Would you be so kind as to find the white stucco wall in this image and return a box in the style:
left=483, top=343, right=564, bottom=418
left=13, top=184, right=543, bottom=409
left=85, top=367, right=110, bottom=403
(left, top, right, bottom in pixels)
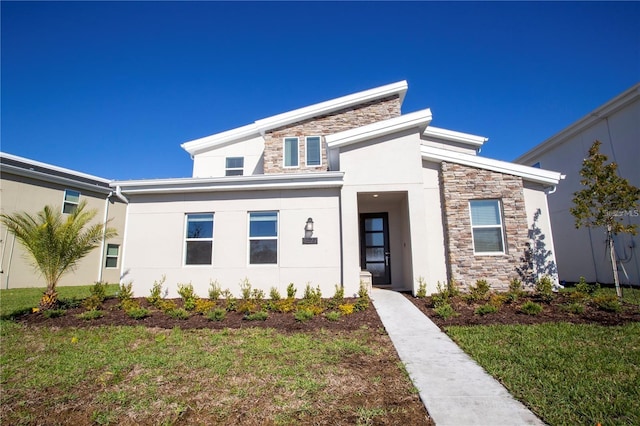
left=191, top=135, right=265, bottom=178
left=121, top=188, right=342, bottom=298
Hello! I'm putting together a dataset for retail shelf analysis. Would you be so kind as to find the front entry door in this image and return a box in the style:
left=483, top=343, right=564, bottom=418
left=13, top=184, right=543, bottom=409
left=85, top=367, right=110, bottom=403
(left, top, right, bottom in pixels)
left=360, top=213, right=391, bottom=285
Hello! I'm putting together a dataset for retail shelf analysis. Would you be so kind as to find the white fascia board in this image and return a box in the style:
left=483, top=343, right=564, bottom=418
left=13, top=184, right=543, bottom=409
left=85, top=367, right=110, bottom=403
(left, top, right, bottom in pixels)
left=422, top=126, right=488, bottom=147
left=421, top=145, right=563, bottom=185
left=0, top=152, right=111, bottom=184
left=254, top=81, right=408, bottom=132
left=1, top=162, right=113, bottom=194
left=515, top=83, right=640, bottom=164
left=111, top=171, right=344, bottom=195
left=180, top=123, right=260, bottom=156
left=325, top=108, right=432, bottom=149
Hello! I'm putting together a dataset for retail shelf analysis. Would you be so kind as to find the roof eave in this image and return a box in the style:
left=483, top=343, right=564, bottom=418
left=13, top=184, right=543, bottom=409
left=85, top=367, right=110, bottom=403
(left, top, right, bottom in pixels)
left=422, top=126, right=488, bottom=147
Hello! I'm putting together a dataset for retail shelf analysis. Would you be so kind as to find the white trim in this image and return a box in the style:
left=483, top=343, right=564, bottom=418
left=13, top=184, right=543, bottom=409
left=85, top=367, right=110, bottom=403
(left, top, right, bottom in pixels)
left=247, top=211, right=279, bottom=266
left=183, top=213, right=214, bottom=266
left=0, top=152, right=111, bottom=184
left=325, top=108, right=433, bottom=149
left=1, top=162, right=113, bottom=194
left=305, top=136, right=322, bottom=168
left=111, top=172, right=344, bottom=195
left=283, top=137, right=300, bottom=168
left=180, top=81, right=409, bottom=156
left=422, top=126, right=488, bottom=147
left=515, top=83, right=640, bottom=164
left=421, top=145, right=564, bottom=185
left=225, top=156, right=244, bottom=176
left=469, top=199, right=506, bottom=255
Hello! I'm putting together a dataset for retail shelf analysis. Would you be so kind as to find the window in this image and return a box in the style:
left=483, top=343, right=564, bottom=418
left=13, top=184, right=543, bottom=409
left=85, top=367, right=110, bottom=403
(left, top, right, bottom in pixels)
left=105, top=244, right=119, bottom=268
left=284, top=137, right=299, bottom=168
left=249, top=211, right=278, bottom=264
left=225, top=157, right=244, bottom=176
left=62, top=190, right=80, bottom=214
left=469, top=200, right=505, bottom=254
left=185, top=213, right=214, bottom=265
left=306, top=136, right=322, bottom=166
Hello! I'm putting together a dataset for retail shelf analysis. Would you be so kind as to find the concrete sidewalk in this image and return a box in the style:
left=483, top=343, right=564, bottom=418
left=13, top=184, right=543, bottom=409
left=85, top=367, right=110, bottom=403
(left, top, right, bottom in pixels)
left=371, top=288, right=544, bottom=426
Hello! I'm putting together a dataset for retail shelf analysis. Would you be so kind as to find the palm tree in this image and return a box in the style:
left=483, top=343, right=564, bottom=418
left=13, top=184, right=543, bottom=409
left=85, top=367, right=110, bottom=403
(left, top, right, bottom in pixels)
left=1, top=201, right=117, bottom=309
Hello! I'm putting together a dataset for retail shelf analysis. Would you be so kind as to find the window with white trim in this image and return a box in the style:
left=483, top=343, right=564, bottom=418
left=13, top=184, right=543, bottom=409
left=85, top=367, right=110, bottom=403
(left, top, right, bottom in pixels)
left=283, top=137, right=299, bottom=168
left=305, top=136, right=322, bottom=166
left=62, top=189, right=80, bottom=214
left=185, top=213, right=214, bottom=265
left=225, top=157, right=244, bottom=176
left=469, top=200, right=505, bottom=254
left=249, top=211, right=278, bottom=264
left=105, top=244, right=119, bottom=268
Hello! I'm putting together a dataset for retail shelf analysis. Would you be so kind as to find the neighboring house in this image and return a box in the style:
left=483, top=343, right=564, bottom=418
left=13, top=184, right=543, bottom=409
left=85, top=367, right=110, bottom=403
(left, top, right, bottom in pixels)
left=516, top=83, right=640, bottom=286
left=0, top=153, right=127, bottom=288
left=112, top=81, right=563, bottom=298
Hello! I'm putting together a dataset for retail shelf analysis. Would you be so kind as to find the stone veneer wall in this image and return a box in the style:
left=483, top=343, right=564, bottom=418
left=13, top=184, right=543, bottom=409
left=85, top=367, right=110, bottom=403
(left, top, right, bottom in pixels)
left=440, top=162, right=529, bottom=291
left=263, top=96, right=401, bottom=174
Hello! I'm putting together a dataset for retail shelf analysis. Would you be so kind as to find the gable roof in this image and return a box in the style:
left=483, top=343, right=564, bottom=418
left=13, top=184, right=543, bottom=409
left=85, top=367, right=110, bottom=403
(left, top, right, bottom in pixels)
left=181, top=81, right=409, bottom=156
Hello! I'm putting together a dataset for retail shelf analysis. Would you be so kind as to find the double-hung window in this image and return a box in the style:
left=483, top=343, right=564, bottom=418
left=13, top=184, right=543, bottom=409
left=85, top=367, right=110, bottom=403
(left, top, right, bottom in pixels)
left=284, top=137, right=299, bottom=168
left=185, top=213, right=214, bottom=265
left=62, top=190, right=80, bottom=214
left=105, top=244, right=119, bottom=268
left=248, top=211, right=278, bottom=264
left=469, top=200, right=505, bottom=254
left=225, top=157, right=244, bottom=176
left=305, top=136, right=322, bottom=167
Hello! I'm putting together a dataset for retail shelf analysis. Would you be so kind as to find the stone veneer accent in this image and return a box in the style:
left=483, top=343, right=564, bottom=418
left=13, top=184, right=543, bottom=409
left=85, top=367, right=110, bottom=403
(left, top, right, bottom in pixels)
left=263, top=95, right=401, bottom=174
left=440, top=162, right=529, bottom=291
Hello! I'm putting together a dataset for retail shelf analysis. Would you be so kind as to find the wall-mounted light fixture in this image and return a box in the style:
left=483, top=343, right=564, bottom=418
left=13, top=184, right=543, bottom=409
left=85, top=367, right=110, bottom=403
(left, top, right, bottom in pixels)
left=302, top=217, right=318, bottom=244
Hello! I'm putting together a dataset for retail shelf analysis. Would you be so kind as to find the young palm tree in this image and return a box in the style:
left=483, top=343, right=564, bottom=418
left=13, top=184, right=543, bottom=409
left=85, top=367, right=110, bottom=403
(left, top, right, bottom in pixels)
left=1, top=201, right=117, bottom=309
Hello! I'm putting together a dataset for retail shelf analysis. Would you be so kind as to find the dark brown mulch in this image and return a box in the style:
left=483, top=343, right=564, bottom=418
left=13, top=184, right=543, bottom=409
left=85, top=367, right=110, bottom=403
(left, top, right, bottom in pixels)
left=16, top=297, right=384, bottom=333
left=404, top=292, right=640, bottom=329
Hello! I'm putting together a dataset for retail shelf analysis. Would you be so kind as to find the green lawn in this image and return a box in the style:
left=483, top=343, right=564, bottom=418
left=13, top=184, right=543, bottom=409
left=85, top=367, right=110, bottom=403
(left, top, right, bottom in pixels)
left=446, top=322, right=640, bottom=426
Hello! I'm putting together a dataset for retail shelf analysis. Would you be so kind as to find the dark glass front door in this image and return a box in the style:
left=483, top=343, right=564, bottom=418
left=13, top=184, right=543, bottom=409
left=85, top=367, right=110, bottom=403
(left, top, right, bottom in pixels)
left=360, top=213, right=391, bottom=285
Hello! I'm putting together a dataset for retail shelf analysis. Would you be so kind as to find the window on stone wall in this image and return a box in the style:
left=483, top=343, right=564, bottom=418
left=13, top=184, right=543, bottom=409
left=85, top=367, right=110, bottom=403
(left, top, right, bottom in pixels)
left=284, top=137, right=299, bottom=168
left=469, top=200, right=505, bottom=254
left=249, top=211, right=278, bottom=264
left=185, top=213, right=214, bottom=265
left=62, top=189, right=80, bottom=214
left=225, top=157, right=244, bottom=176
left=305, top=136, right=322, bottom=166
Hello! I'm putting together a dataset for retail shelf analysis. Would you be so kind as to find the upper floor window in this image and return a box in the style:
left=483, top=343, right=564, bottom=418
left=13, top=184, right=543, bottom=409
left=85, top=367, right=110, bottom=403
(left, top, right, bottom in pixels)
left=226, top=157, right=244, bottom=176
left=306, top=136, right=322, bottom=167
left=185, top=213, right=214, bottom=265
left=105, top=244, right=119, bottom=268
left=249, top=211, right=278, bottom=264
left=469, top=200, right=505, bottom=254
left=62, top=190, right=80, bottom=214
left=284, top=137, right=299, bottom=168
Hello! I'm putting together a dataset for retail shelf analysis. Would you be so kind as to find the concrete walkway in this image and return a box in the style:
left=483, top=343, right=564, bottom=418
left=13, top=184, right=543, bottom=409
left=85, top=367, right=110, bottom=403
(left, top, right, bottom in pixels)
left=371, top=288, right=544, bottom=426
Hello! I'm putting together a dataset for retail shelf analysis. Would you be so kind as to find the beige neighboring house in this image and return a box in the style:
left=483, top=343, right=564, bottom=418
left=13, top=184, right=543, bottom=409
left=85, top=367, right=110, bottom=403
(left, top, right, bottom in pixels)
left=112, top=81, right=564, bottom=298
left=516, top=83, right=640, bottom=286
left=0, top=153, right=127, bottom=288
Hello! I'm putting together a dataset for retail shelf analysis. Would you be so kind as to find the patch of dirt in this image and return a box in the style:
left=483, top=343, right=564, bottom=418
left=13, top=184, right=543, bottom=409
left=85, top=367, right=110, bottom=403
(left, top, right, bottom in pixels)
left=404, top=292, right=640, bottom=328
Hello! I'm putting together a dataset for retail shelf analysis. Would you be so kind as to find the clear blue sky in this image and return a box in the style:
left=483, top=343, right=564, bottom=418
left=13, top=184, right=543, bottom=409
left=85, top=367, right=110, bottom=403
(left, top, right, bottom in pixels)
left=2, top=1, right=638, bottom=180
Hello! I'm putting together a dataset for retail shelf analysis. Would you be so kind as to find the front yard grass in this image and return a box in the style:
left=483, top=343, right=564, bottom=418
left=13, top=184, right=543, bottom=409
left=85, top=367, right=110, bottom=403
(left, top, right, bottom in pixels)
left=446, top=322, right=640, bottom=426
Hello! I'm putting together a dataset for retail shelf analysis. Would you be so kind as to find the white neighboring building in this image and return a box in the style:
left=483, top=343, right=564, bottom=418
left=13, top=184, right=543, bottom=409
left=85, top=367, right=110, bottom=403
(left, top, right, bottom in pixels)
left=113, top=81, right=563, bottom=298
left=516, top=83, right=640, bottom=286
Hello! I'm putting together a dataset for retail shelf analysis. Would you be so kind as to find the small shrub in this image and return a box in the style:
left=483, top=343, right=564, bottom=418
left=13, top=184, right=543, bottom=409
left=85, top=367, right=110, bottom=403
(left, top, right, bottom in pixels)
left=294, top=308, right=315, bottom=322
left=194, top=299, right=216, bottom=314
left=325, top=311, right=341, bottom=321
left=489, top=294, right=507, bottom=308
left=416, top=277, right=428, bottom=298
left=117, top=282, right=134, bottom=301
left=358, top=280, right=370, bottom=299
left=474, top=303, right=498, bottom=316
left=338, top=303, right=355, bottom=315
left=520, top=300, right=543, bottom=315
left=207, top=308, right=227, bottom=322
left=563, top=302, right=585, bottom=314
left=535, top=275, right=554, bottom=302
left=575, top=276, right=600, bottom=295
left=332, top=284, right=345, bottom=302
left=251, top=288, right=265, bottom=302
left=237, top=300, right=260, bottom=314
left=434, top=303, right=457, bottom=320
left=126, top=306, right=150, bottom=319
left=467, top=279, right=491, bottom=302
left=166, top=308, right=190, bottom=320
left=208, top=279, right=222, bottom=300
left=239, top=278, right=252, bottom=300
left=507, top=278, right=524, bottom=302
left=157, top=299, right=177, bottom=313
left=177, top=282, right=198, bottom=311
left=431, top=281, right=450, bottom=308
left=43, top=309, right=66, bottom=318
left=269, top=287, right=282, bottom=301
left=90, top=281, right=107, bottom=302
left=592, top=293, right=622, bottom=313
left=83, top=295, right=102, bottom=311
left=221, top=289, right=237, bottom=312
left=244, top=311, right=268, bottom=321
left=569, top=291, right=590, bottom=303
left=286, top=283, right=297, bottom=299
left=77, top=310, right=104, bottom=320
left=271, top=298, right=295, bottom=313
left=58, top=297, right=82, bottom=309
left=147, top=275, right=166, bottom=307
left=303, top=283, right=322, bottom=304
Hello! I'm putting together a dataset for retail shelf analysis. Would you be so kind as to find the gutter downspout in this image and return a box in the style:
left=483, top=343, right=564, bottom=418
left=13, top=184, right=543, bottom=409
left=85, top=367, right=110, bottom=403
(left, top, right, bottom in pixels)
left=97, top=191, right=113, bottom=282
left=115, top=185, right=129, bottom=204
left=114, top=185, right=130, bottom=285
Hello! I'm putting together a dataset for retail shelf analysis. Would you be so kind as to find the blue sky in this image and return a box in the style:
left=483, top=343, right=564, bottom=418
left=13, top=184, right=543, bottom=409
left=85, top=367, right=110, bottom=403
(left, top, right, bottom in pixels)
left=2, top=1, right=638, bottom=180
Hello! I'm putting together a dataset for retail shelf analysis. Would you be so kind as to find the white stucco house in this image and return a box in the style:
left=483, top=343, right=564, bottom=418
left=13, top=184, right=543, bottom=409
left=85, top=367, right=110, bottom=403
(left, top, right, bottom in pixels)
left=516, top=83, right=639, bottom=286
left=112, top=81, right=564, bottom=298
